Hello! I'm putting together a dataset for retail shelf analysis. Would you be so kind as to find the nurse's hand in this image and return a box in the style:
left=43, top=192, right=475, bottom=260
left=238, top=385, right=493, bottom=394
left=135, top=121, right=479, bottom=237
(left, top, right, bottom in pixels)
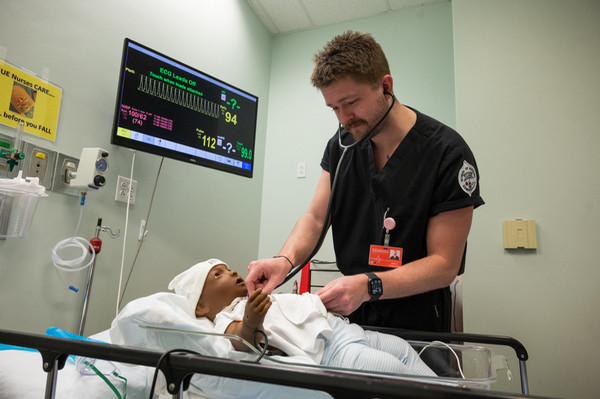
left=246, top=257, right=290, bottom=293
left=316, top=274, right=370, bottom=315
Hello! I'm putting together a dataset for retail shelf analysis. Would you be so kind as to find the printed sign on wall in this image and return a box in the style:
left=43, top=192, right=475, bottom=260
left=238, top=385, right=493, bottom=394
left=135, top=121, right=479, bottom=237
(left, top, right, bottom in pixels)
left=0, top=61, right=62, bottom=141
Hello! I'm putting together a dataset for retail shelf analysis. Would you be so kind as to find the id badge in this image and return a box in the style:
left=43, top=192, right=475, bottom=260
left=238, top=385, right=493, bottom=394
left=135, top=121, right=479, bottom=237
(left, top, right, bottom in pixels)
left=368, top=245, right=403, bottom=268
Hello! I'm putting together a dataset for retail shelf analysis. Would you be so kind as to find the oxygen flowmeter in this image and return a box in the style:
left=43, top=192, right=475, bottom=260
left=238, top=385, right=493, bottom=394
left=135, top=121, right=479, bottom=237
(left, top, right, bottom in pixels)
left=0, top=140, right=24, bottom=172
left=0, top=121, right=25, bottom=173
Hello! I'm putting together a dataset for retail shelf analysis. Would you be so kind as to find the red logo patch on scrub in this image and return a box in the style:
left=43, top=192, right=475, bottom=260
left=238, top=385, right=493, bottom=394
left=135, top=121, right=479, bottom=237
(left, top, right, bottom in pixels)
left=368, top=245, right=403, bottom=268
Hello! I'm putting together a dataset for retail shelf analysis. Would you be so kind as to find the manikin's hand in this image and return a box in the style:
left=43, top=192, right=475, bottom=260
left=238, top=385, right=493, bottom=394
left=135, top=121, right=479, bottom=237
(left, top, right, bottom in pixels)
left=316, top=274, right=370, bottom=315
left=246, top=258, right=289, bottom=293
left=243, top=288, right=271, bottom=330
left=226, top=289, right=272, bottom=351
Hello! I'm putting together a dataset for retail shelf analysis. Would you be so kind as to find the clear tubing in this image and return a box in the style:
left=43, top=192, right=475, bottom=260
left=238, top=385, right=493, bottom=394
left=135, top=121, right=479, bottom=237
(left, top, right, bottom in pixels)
left=13, top=121, right=24, bottom=151
left=51, top=199, right=95, bottom=273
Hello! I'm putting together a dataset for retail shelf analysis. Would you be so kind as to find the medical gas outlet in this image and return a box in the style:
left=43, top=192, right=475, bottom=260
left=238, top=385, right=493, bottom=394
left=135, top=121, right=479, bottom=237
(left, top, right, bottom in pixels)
left=69, top=148, right=109, bottom=189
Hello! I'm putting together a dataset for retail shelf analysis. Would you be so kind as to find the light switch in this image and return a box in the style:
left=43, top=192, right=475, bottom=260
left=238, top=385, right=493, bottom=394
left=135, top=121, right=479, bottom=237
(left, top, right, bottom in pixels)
left=503, top=219, right=537, bottom=249
left=297, top=162, right=306, bottom=178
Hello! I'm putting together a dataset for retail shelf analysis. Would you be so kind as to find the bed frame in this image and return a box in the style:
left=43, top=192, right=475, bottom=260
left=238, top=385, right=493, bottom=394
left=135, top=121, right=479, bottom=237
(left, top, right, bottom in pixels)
left=366, top=327, right=530, bottom=395
left=0, top=328, right=538, bottom=399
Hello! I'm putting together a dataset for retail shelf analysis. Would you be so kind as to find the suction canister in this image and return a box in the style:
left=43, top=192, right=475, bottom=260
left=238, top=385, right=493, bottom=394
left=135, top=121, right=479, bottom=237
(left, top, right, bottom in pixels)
left=0, top=171, right=47, bottom=238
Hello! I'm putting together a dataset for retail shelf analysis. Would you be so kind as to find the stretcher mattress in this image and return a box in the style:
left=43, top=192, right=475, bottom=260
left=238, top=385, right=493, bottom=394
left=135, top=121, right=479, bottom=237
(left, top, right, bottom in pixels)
left=0, top=292, right=511, bottom=398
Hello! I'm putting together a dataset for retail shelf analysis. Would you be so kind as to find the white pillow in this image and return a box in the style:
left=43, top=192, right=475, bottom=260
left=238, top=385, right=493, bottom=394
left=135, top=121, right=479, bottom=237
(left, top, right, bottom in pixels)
left=110, top=292, right=230, bottom=357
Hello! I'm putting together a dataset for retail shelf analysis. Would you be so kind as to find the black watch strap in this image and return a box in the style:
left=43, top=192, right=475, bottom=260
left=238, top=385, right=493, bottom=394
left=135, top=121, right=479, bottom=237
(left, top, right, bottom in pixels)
left=365, top=272, right=382, bottom=302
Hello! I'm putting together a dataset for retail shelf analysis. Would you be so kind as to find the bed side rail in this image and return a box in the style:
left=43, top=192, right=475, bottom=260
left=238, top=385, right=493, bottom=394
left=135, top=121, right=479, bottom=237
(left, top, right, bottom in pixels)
left=0, top=328, right=540, bottom=399
left=363, top=328, right=528, bottom=361
left=363, top=327, right=529, bottom=395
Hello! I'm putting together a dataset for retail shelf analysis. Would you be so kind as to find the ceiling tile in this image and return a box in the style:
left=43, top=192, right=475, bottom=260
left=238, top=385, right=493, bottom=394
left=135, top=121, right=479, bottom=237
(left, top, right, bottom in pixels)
left=248, top=0, right=448, bottom=35
left=248, top=0, right=313, bottom=34
left=301, top=0, right=389, bottom=26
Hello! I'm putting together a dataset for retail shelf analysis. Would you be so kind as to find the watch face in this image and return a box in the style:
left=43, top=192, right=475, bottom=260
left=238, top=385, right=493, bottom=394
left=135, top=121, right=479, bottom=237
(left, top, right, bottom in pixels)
left=371, top=280, right=383, bottom=295
left=369, top=277, right=383, bottom=296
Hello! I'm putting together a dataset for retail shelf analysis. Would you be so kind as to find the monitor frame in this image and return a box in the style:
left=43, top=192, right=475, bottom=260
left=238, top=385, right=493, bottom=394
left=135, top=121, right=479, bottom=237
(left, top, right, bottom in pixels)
left=111, top=38, right=259, bottom=178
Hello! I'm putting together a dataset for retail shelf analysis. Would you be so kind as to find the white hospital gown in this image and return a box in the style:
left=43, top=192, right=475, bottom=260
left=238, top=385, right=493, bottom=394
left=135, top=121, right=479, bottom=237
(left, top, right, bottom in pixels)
left=213, top=293, right=435, bottom=377
left=214, top=293, right=333, bottom=364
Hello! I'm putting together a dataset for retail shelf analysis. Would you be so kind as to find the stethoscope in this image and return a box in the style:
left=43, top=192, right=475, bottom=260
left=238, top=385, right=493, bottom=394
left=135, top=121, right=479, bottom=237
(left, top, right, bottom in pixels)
left=278, top=90, right=397, bottom=287
left=337, top=90, right=396, bottom=150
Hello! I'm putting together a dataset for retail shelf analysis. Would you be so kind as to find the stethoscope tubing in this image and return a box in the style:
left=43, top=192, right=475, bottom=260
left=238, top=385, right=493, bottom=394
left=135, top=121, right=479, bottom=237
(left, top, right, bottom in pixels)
left=278, top=92, right=396, bottom=287
left=337, top=91, right=396, bottom=150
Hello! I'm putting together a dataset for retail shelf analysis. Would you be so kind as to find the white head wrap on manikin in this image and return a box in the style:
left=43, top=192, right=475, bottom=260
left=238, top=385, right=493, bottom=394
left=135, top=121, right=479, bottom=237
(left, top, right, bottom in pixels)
left=168, top=258, right=227, bottom=317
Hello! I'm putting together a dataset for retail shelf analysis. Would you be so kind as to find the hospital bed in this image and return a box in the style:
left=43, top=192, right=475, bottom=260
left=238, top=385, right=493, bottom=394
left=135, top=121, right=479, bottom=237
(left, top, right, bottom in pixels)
left=0, top=292, right=538, bottom=399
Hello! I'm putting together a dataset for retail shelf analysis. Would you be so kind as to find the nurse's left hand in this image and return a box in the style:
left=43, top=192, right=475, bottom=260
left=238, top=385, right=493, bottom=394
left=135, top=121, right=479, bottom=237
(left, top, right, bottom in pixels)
left=316, top=274, right=369, bottom=315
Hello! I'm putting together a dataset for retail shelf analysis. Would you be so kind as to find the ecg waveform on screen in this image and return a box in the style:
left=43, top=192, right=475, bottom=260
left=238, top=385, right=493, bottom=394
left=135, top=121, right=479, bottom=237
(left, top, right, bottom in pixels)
left=137, top=75, right=220, bottom=119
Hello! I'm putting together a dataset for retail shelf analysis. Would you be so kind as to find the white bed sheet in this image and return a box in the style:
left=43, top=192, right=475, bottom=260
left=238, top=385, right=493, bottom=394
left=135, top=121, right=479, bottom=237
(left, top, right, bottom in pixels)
left=110, top=292, right=332, bottom=399
left=0, top=294, right=332, bottom=399
left=0, top=330, right=149, bottom=399
left=0, top=342, right=330, bottom=399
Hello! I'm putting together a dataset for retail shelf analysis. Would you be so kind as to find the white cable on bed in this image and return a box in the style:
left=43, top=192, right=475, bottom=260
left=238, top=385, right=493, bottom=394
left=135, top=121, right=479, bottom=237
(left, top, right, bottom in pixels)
left=418, top=341, right=465, bottom=379
left=116, top=150, right=135, bottom=317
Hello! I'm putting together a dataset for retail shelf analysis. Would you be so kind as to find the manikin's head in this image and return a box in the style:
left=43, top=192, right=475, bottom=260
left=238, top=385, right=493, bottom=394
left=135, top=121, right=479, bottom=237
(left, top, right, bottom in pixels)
left=168, top=259, right=247, bottom=321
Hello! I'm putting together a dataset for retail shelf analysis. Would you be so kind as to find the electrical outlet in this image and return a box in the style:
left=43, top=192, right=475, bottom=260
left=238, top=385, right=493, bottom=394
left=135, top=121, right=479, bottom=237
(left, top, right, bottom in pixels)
left=115, top=175, right=137, bottom=205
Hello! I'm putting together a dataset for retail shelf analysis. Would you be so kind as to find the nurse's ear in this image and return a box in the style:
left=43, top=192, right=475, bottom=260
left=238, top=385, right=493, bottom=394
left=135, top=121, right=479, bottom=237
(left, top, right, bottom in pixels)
left=381, top=74, right=394, bottom=97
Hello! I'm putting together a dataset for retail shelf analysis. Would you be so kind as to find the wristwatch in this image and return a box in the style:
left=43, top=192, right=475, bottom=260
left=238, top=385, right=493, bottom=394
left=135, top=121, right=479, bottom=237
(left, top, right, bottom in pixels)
left=365, top=272, right=382, bottom=302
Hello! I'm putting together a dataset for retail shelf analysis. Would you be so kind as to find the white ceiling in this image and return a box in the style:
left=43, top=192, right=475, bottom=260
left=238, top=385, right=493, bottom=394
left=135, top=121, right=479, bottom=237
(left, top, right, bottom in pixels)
left=247, top=0, right=448, bottom=35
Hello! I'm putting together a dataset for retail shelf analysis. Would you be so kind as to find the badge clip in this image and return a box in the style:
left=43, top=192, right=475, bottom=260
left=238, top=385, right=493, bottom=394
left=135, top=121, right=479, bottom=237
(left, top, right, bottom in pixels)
left=383, top=217, right=395, bottom=246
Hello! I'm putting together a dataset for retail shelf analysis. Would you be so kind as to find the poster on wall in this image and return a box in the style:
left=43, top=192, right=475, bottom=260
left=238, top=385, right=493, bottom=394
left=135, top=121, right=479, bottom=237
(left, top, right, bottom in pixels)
left=0, top=61, right=62, bottom=141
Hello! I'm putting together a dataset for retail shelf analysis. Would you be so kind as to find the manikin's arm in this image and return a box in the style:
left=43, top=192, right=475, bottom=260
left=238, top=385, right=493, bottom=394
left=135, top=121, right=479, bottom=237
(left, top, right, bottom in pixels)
left=246, top=170, right=331, bottom=293
left=224, top=289, right=271, bottom=351
left=317, top=206, right=474, bottom=315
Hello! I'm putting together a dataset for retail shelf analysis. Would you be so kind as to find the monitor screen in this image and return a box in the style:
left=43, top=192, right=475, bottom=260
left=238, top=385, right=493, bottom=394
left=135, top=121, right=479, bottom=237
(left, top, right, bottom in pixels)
left=111, top=39, right=258, bottom=178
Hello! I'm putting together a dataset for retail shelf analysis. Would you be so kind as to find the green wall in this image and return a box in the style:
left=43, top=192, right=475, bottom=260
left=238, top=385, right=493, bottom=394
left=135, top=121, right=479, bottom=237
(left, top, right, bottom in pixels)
left=258, top=2, right=456, bottom=294
left=0, top=0, right=272, bottom=335
left=453, top=1, right=600, bottom=398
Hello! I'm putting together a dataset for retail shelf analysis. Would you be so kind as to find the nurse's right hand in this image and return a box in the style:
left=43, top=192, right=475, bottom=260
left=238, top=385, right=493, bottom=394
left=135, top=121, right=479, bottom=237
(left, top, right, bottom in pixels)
left=246, top=257, right=290, bottom=293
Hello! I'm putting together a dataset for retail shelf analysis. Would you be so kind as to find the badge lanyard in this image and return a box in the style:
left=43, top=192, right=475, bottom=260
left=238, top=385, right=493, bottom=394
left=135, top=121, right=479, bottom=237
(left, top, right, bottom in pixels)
left=368, top=208, right=403, bottom=268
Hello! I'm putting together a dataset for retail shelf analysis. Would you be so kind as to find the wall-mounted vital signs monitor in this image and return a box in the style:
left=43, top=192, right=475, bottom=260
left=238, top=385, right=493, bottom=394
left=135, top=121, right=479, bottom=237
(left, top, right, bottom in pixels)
left=111, top=39, right=258, bottom=177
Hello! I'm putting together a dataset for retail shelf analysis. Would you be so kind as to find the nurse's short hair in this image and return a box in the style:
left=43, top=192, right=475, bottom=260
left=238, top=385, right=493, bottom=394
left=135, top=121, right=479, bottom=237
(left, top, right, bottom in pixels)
left=310, top=30, right=390, bottom=89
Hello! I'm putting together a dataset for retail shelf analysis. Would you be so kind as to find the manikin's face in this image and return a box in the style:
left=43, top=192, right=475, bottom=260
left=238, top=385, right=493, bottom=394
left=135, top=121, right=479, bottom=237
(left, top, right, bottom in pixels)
left=321, top=76, right=389, bottom=141
left=196, top=264, right=248, bottom=318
